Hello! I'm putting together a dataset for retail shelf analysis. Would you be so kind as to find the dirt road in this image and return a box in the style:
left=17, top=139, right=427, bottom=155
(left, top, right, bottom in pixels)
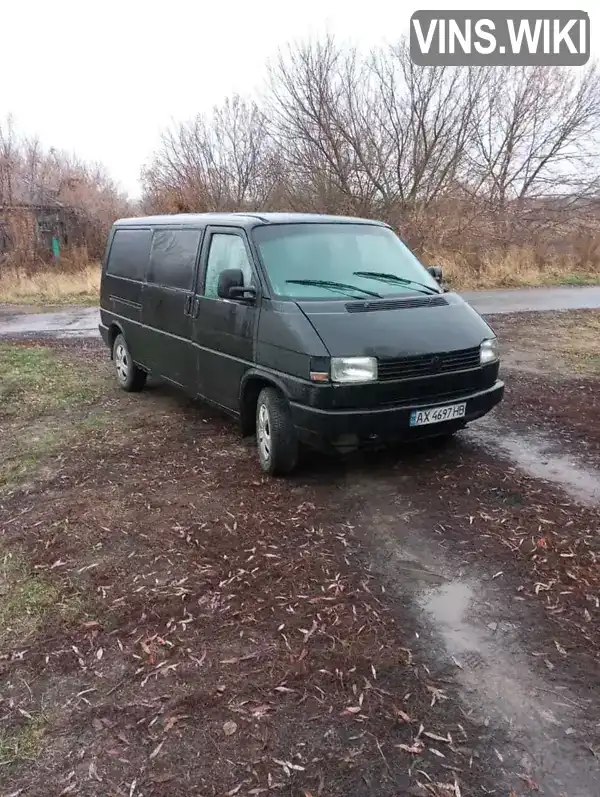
left=1, top=311, right=599, bottom=796
left=2, top=285, right=600, bottom=338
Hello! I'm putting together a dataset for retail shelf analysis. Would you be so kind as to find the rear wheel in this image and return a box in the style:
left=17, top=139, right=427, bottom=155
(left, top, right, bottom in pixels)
left=256, top=387, right=298, bottom=476
left=113, top=333, right=146, bottom=392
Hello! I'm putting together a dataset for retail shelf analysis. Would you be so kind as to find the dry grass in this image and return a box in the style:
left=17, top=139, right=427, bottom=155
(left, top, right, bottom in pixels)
left=0, top=244, right=599, bottom=308
left=0, top=264, right=100, bottom=305
left=0, top=341, right=115, bottom=489
left=491, top=309, right=600, bottom=375
left=431, top=245, right=600, bottom=290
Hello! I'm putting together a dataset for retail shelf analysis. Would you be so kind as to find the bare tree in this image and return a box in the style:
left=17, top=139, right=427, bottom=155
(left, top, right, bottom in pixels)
left=142, top=95, right=279, bottom=213
left=266, top=36, right=386, bottom=214
left=0, top=115, right=19, bottom=204
left=467, top=64, right=600, bottom=208
left=370, top=40, right=486, bottom=209
left=142, top=36, right=600, bottom=270
left=0, top=116, right=131, bottom=261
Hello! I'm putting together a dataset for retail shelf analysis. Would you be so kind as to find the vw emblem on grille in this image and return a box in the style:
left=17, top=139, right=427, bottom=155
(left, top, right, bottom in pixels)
left=430, top=355, right=441, bottom=371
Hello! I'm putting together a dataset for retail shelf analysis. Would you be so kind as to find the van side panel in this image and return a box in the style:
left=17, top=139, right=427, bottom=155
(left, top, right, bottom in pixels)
left=141, top=227, right=204, bottom=389
left=100, top=227, right=152, bottom=368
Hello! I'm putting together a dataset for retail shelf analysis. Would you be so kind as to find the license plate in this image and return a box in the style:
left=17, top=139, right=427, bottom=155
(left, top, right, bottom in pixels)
left=409, top=402, right=466, bottom=427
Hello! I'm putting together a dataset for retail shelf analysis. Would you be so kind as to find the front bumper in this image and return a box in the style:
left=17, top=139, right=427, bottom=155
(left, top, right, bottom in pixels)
left=290, top=380, right=504, bottom=450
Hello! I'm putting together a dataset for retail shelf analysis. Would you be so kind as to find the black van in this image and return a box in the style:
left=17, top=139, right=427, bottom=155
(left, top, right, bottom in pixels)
left=99, top=212, right=503, bottom=475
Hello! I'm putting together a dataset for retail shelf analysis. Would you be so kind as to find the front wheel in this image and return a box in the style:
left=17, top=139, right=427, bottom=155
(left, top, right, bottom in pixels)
left=113, top=333, right=146, bottom=392
left=256, top=387, right=298, bottom=476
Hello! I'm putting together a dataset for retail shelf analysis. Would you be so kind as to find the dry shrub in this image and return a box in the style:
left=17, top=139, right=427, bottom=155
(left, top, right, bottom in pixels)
left=2, top=246, right=96, bottom=277
left=429, top=245, right=600, bottom=289
left=142, top=39, right=600, bottom=291
left=51, top=246, right=95, bottom=273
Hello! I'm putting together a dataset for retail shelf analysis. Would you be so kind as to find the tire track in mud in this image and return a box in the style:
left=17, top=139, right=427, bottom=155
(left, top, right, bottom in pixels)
left=306, top=422, right=600, bottom=796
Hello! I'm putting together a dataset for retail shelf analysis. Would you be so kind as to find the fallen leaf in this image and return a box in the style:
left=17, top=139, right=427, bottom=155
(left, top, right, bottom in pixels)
left=88, top=760, right=101, bottom=782
left=250, top=704, right=272, bottom=718
left=393, top=706, right=412, bottom=723
left=396, top=740, right=425, bottom=754
left=163, top=714, right=189, bottom=732
left=273, top=758, right=305, bottom=772
left=149, top=741, right=164, bottom=760
left=554, top=640, right=567, bottom=656
left=423, top=731, right=451, bottom=744
left=517, top=773, right=539, bottom=790
left=223, top=720, right=238, bottom=736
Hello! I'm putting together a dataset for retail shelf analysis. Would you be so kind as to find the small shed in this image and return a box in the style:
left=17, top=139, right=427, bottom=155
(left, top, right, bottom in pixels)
left=0, top=200, right=83, bottom=263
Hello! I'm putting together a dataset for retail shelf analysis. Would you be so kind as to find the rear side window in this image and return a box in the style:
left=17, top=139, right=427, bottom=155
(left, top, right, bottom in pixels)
left=148, top=229, right=202, bottom=290
left=106, top=228, right=152, bottom=281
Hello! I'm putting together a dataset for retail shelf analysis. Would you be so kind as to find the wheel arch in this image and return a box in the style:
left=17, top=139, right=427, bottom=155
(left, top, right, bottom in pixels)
left=239, top=371, right=290, bottom=437
left=107, top=322, right=125, bottom=359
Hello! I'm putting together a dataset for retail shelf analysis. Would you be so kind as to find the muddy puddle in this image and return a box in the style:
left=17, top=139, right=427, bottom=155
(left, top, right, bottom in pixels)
left=467, top=417, right=600, bottom=506
left=420, top=575, right=598, bottom=796
left=0, top=307, right=100, bottom=338
left=350, top=479, right=600, bottom=797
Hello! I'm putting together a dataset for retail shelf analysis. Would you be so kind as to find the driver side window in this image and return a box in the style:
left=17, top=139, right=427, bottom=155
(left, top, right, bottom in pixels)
left=204, top=233, right=254, bottom=298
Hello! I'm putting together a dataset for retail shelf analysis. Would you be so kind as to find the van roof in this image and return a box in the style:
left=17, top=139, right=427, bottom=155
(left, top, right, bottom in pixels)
left=113, top=212, right=389, bottom=229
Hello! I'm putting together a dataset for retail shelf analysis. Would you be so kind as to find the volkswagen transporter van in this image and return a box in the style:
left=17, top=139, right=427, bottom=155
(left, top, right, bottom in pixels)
left=99, top=213, right=503, bottom=475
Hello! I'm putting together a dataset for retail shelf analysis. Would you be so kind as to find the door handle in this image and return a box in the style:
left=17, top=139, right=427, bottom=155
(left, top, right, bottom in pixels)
left=193, top=296, right=201, bottom=318
left=184, top=295, right=192, bottom=315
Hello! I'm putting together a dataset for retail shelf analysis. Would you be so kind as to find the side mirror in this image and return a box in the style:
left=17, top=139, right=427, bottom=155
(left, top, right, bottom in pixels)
left=427, top=266, right=443, bottom=283
left=217, top=268, right=256, bottom=302
left=427, top=265, right=450, bottom=292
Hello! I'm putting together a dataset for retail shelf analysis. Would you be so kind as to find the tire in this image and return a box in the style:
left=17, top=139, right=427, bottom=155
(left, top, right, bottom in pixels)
left=113, top=333, right=146, bottom=392
left=256, top=387, right=298, bottom=476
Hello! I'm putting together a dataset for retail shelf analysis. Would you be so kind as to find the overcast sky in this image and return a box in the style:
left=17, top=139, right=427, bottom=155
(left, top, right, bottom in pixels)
left=2, top=0, right=599, bottom=198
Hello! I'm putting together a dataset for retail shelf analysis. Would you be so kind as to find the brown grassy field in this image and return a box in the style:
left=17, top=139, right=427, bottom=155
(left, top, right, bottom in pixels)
left=434, top=245, right=600, bottom=290
left=0, top=246, right=599, bottom=306
left=0, top=264, right=101, bottom=306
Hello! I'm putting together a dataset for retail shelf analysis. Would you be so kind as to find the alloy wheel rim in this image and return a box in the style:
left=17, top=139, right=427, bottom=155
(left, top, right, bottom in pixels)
left=257, top=403, right=271, bottom=461
left=115, top=343, right=129, bottom=382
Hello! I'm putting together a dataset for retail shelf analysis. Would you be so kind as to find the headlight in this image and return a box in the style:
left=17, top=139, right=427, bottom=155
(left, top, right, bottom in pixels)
left=480, top=338, right=499, bottom=365
left=331, top=356, right=378, bottom=384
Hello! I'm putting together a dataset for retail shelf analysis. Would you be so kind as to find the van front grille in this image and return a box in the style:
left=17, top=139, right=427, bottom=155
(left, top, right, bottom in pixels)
left=378, top=346, right=481, bottom=381
left=377, top=368, right=490, bottom=405
left=326, top=364, right=498, bottom=410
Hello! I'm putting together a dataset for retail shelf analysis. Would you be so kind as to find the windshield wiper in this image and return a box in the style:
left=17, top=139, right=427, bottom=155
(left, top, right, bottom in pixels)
left=353, top=271, right=440, bottom=295
left=286, top=279, right=382, bottom=298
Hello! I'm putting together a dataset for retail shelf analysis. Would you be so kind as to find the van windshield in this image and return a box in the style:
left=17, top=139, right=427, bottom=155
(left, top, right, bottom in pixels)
left=252, top=223, right=440, bottom=299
